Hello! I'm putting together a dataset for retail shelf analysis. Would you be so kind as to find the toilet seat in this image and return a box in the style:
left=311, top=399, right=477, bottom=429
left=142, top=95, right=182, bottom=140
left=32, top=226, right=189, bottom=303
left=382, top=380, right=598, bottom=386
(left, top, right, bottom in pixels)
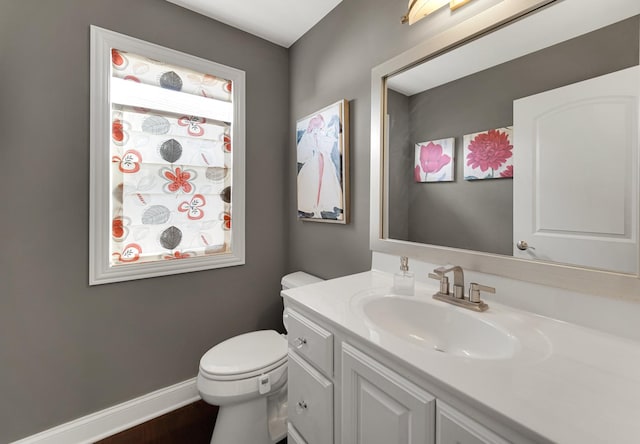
left=199, top=330, right=287, bottom=381
left=200, top=355, right=287, bottom=382
left=198, top=359, right=287, bottom=403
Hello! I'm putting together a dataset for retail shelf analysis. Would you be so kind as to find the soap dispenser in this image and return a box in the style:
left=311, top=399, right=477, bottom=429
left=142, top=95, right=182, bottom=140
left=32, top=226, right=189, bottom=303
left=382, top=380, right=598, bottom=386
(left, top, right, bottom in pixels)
left=393, top=256, right=415, bottom=296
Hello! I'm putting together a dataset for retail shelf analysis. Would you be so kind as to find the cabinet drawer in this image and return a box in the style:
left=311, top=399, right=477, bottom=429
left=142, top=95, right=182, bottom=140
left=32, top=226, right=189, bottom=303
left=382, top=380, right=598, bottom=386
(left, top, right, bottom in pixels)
left=287, top=309, right=333, bottom=376
left=288, top=351, right=333, bottom=444
left=436, top=401, right=509, bottom=444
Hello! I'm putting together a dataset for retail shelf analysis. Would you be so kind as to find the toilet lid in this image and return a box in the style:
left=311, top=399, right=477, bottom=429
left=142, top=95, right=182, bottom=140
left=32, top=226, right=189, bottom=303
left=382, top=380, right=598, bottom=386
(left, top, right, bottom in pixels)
left=200, top=330, right=287, bottom=378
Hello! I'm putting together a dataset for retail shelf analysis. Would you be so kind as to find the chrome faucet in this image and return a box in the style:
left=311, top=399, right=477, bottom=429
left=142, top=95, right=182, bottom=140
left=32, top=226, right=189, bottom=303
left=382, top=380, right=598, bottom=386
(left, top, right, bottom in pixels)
left=429, top=265, right=465, bottom=299
left=428, top=265, right=493, bottom=312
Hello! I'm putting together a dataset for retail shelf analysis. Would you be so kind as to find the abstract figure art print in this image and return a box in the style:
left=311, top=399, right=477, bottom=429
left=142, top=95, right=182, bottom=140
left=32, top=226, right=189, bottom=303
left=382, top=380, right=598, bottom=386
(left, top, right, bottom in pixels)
left=296, top=100, right=350, bottom=223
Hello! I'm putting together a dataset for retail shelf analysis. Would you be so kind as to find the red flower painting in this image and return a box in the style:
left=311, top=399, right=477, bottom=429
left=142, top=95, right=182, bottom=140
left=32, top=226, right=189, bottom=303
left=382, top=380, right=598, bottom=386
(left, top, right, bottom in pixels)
left=500, top=165, right=514, bottom=178
left=466, top=129, right=513, bottom=172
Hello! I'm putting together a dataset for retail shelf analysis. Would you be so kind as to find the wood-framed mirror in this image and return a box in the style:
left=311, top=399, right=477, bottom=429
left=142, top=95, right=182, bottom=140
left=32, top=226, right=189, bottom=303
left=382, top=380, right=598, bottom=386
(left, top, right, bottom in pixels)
left=370, top=0, right=640, bottom=300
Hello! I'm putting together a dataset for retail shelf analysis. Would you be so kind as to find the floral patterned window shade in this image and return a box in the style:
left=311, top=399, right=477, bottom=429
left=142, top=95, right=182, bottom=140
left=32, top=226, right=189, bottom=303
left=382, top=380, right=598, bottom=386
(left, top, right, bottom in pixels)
left=90, top=27, right=245, bottom=284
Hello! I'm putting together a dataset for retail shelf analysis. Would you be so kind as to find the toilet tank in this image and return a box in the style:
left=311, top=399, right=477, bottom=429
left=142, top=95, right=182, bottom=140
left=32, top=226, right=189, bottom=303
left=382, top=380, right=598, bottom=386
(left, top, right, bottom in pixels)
left=281, top=272, right=323, bottom=332
left=281, top=271, right=323, bottom=291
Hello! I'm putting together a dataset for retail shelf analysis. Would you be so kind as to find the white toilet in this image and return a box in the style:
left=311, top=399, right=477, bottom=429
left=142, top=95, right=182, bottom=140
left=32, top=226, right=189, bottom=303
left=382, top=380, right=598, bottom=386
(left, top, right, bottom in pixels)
left=197, top=272, right=323, bottom=444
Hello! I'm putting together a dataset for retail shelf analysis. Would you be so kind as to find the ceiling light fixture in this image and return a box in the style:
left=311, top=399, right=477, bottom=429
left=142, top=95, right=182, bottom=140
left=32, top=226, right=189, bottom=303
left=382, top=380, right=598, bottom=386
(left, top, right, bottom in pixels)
left=402, top=0, right=475, bottom=25
left=450, top=0, right=474, bottom=10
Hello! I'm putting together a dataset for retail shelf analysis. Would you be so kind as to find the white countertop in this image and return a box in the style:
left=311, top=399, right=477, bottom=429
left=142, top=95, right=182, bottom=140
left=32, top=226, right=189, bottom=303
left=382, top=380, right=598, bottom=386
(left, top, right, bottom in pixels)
left=282, top=270, right=640, bottom=444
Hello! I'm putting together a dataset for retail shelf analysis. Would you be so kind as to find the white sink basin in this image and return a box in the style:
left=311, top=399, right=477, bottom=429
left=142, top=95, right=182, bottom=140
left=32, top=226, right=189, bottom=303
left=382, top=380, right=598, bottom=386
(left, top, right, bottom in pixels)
left=356, top=294, right=519, bottom=360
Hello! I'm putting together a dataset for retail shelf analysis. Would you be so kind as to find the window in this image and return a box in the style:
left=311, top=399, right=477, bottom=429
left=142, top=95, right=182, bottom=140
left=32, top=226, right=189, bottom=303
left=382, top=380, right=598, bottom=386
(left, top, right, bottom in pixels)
left=90, top=26, right=245, bottom=285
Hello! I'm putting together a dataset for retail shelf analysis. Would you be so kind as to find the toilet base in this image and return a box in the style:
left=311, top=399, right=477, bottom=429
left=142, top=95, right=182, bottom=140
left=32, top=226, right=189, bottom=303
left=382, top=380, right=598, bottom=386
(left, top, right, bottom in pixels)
left=211, top=396, right=278, bottom=444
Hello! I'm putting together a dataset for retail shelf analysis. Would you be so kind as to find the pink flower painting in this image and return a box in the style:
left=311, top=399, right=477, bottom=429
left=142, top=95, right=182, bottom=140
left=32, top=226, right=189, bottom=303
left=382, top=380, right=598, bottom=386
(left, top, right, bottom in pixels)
left=414, top=138, right=455, bottom=182
left=463, top=127, right=513, bottom=180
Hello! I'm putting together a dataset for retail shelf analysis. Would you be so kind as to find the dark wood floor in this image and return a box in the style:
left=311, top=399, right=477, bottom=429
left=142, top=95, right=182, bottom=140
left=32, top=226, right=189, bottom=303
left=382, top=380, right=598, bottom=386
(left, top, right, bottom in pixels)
left=95, top=400, right=287, bottom=443
left=96, top=401, right=218, bottom=444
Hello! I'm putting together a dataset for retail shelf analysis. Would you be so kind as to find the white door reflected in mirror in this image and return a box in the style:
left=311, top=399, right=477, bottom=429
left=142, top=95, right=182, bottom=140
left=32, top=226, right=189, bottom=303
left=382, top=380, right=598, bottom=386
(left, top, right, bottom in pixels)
left=513, top=66, right=638, bottom=274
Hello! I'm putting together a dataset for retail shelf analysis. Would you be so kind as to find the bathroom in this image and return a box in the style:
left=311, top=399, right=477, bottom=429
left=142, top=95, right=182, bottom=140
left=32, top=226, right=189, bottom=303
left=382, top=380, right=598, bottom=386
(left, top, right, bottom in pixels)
left=2, top=0, right=640, bottom=443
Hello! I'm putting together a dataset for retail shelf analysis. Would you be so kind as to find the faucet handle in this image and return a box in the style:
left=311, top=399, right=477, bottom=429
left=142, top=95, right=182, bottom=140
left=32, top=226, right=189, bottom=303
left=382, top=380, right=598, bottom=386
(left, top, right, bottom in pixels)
left=468, top=282, right=495, bottom=303
left=428, top=271, right=449, bottom=295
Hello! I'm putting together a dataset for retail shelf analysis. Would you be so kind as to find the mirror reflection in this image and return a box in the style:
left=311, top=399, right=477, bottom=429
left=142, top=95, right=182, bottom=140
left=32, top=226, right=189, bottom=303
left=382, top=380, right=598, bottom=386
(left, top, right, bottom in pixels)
left=385, top=4, right=639, bottom=274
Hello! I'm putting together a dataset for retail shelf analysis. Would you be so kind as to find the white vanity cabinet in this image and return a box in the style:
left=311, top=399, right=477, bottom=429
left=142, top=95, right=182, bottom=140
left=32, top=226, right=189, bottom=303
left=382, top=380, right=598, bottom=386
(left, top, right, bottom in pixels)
left=341, top=342, right=436, bottom=444
left=282, top=269, right=640, bottom=443
left=285, top=303, right=533, bottom=444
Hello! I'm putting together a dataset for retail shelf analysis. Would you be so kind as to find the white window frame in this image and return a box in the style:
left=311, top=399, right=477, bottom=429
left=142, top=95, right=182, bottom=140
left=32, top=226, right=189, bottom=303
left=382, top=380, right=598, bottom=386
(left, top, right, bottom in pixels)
left=89, top=26, right=245, bottom=285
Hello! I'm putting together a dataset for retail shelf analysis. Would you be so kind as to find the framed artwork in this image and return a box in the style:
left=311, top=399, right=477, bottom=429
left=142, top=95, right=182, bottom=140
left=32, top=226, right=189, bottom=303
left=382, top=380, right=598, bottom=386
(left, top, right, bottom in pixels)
left=414, top=137, right=455, bottom=182
left=296, top=99, right=350, bottom=223
left=463, top=127, right=513, bottom=180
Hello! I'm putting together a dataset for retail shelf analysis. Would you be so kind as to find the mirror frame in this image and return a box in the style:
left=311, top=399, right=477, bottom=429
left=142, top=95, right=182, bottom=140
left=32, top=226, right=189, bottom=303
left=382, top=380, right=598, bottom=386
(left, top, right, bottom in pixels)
left=370, top=0, right=640, bottom=301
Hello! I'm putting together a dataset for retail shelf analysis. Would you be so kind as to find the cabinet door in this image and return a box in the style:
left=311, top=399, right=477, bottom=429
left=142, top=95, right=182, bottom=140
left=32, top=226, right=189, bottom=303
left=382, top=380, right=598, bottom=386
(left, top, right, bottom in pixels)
left=288, top=351, right=333, bottom=444
left=342, top=342, right=436, bottom=444
left=436, top=401, right=510, bottom=444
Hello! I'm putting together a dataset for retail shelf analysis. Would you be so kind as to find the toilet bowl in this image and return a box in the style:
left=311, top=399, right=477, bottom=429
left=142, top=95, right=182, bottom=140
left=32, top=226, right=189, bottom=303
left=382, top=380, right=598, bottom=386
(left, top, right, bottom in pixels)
left=197, top=272, right=323, bottom=444
left=198, top=330, right=288, bottom=444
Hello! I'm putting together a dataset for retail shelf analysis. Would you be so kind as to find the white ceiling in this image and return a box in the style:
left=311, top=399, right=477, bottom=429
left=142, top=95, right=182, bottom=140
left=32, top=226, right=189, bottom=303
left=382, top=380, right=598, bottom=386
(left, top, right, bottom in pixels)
left=166, top=0, right=343, bottom=48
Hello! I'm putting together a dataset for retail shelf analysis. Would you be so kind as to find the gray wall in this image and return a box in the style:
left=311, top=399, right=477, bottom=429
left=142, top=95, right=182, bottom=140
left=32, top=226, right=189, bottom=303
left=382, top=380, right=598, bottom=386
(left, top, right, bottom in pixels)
left=387, top=89, right=411, bottom=241
left=287, top=0, right=495, bottom=278
left=0, top=1, right=288, bottom=442
left=387, top=16, right=639, bottom=255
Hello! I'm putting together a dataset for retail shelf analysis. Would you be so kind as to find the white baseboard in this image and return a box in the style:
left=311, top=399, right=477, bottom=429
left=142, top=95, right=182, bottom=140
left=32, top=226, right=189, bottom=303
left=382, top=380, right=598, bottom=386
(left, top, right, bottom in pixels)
left=11, top=378, right=200, bottom=444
